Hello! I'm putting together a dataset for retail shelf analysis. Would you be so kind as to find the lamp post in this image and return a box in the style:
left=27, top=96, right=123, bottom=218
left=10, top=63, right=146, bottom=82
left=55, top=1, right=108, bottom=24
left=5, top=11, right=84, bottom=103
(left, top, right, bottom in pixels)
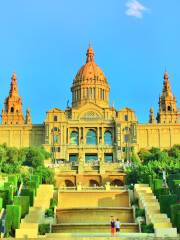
left=51, top=129, right=55, bottom=164
left=162, top=170, right=168, bottom=188
left=123, top=126, right=132, bottom=165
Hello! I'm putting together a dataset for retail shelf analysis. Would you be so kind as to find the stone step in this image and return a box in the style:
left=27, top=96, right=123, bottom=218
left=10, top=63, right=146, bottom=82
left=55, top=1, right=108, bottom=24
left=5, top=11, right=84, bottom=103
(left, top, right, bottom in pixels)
left=52, top=223, right=139, bottom=233
left=56, top=207, right=134, bottom=224
left=45, top=232, right=155, bottom=239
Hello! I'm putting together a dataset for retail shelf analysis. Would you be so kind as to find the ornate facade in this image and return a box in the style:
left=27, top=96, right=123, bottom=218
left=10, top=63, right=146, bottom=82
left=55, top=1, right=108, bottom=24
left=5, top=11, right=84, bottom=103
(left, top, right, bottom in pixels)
left=0, top=47, right=180, bottom=164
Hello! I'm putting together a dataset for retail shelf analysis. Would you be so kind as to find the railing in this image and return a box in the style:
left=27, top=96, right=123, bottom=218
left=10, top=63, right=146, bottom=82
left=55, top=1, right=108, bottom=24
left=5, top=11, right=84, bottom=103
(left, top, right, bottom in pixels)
left=49, top=161, right=124, bottom=173
left=59, top=186, right=126, bottom=192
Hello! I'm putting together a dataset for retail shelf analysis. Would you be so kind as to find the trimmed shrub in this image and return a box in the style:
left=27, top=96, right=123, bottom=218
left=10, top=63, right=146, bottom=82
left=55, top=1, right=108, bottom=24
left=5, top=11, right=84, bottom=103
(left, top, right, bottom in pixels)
left=38, top=224, right=50, bottom=235
left=177, top=212, right=180, bottom=232
left=13, top=196, right=30, bottom=218
left=170, top=204, right=180, bottom=230
left=159, top=194, right=177, bottom=217
left=5, top=205, right=21, bottom=235
left=148, top=175, right=154, bottom=190
left=135, top=208, right=145, bottom=218
left=0, top=190, right=12, bottom=207
left=153, top=179, right=163, bottom=192
left=8, top=175, right=18, bottom=191
left=26, top=180, right=38, bottom=195
left=4, top=182, right=14, bottom=202
left=45, top=208, right=54, bottom=218
left=31, top=174, right=42, bottom=186
left=141, top=223, right=154, bottom=233
left=168, top=173, right=180, bottom=191
left=154, top=187, right=170, bottom=200
left=174, top=186, right=180, bottom=201
left=0, top=197, right=3, bottom=210
left=50, top=198, right=57, bottom=209
left=21, top=188, right=35, bottom=206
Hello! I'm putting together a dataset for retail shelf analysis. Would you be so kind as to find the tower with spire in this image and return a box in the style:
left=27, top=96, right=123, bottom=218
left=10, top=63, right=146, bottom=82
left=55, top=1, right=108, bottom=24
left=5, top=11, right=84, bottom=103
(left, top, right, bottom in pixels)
left=156, top=71, right=179, bottom=124
left=1, top=73, right=24, bottom=125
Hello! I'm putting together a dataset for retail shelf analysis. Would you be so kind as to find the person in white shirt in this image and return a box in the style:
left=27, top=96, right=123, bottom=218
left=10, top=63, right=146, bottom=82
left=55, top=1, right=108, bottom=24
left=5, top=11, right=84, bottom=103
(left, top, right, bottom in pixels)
left=115, top=218, right=121, bottom=233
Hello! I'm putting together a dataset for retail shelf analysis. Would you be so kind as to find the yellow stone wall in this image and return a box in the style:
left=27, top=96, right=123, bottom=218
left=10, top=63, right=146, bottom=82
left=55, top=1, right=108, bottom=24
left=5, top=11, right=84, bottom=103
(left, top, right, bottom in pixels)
left=58, top=191, right=129, bottom=208
left=0, top=124, right=45, bottom=147
left=137, top=124, right=180, bottom=150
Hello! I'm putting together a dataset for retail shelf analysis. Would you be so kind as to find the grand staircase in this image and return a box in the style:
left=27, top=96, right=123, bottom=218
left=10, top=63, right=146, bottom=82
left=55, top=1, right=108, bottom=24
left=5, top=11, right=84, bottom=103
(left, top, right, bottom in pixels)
left=48, top=189, right=139, bottom=237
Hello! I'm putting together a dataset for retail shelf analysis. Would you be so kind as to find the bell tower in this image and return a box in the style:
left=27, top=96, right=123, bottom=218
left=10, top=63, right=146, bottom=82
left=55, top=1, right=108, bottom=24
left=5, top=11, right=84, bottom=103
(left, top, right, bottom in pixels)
left=1, top=73, right=24, bottom=125
left=156, top=71, right=179, bottom=124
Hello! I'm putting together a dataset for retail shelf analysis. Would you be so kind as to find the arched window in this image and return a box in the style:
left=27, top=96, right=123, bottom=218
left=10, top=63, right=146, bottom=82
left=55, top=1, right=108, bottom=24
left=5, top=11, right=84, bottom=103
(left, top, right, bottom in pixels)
left=167, top=106, right=171, bottom=111
left=65, top=180, right=74, bottom=187
left=10, top=107, right=14, bottom=113
left=53, top=135, right=59, bottom=143
left=70, top=131, right=78, bottom=145
left=111, top=179, right=123, bottom=186
left=89, top=180, right=99, bottom=187
left=104, top=131, right=112, bottom=145
left=86, top=129, right=97, bottom=145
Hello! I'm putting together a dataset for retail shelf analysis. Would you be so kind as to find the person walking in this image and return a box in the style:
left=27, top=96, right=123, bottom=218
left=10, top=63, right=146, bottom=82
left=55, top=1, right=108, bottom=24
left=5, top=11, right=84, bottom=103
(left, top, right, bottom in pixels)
left=110, top=217, right=116, bottom=237
left=115, top=218, right=121, bottom=234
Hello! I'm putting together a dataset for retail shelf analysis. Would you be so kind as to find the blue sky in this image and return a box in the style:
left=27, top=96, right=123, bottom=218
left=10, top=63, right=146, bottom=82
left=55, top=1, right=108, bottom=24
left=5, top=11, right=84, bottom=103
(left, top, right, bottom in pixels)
left=0, top=0, right=180, bottom=123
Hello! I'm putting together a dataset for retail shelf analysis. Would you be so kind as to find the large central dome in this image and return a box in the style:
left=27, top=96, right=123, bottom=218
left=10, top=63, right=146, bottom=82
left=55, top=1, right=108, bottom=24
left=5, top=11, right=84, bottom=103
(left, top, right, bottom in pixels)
left=71, top=46, right=110, bottom=108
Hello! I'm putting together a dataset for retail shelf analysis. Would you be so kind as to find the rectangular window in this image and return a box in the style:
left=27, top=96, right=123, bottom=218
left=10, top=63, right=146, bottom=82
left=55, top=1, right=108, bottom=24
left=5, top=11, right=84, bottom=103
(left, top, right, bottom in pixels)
left=104, top=153, right=113, bottom=162
left=125, top=115, right=128, bottom=121
left=85, top=154, right=98, bottom=162
left=54, top=115, right=58, bottom=122
left=51, top=147, right=60, bottom=152
left=69, top=154, right=78, bottom=162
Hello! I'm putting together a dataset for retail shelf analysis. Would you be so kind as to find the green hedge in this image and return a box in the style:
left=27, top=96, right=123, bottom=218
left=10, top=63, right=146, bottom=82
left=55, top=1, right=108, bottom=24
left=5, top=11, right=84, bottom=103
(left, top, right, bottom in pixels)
left=5, top=205, right=21, bottom=234
left=31, top=175, right=42, bottom=186
left=13, top=196, right=30, bottom=218
left=26, top=180, right=38, bottom=195
left=21, top=188, right=35, bottom=206
left=50, top=198, right=57, bottom=209
left=0, top=197, right=3, bottom=210
left=141, top=223, right=154, bottom=233
left=45, top=208, right=54, bottom=218
left=153, top=179, right=163, bottom=192
left=38, top=224, right=50, bottom=235
left=8, top=175, right=18, bottom=191
left=148, top=175, right=154, bottom=191
left=159, top=194, right=177, bottom=218
left=0, top=190, right=11, bottom=207
left=176, top=212, right=180, bottom=232
left=135, top=208, right=145, bottom=218
left=168, top=173, right=180, bottom=191
left=154, top=187, right=169, bottom=200
left=4, top=182, right=14, bottom=202
left=170, top=204, right=180, bottom=231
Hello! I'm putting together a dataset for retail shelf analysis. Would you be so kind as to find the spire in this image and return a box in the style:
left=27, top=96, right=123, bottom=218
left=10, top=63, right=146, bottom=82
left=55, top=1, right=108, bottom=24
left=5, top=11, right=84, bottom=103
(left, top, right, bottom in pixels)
left=86, top=45, right=94, bottom=63
left=25, top=108, right=32, bottom=124
left=149, top=107, right=156, bottom=124
left=9, top=72, right=18, bottom=97
left=162, top=70, right=173, bottom=97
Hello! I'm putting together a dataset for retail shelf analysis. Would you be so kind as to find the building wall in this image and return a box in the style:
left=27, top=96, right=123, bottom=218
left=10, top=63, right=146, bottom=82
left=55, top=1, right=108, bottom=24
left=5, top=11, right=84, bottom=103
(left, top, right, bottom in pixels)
left=137, top=124, right=180, bottom=150
left=0, top=124, right=45, bottom=147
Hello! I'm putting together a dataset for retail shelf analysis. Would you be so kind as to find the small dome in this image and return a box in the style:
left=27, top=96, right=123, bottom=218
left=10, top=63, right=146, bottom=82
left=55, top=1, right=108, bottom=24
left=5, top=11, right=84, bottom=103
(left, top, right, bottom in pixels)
left=71, top=46, right=110, bottom=108
left=73, top=47, right=108, bottom=85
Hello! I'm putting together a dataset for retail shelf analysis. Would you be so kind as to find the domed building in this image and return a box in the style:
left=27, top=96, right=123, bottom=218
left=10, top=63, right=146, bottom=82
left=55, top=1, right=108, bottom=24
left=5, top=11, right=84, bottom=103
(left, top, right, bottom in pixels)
left=0, top=46, right=180, bottom=187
